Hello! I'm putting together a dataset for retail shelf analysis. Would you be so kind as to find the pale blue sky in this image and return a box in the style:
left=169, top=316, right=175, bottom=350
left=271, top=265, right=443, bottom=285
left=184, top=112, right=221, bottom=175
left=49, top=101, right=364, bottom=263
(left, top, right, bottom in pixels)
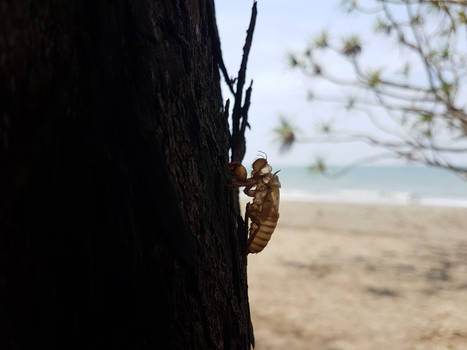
left=214, top=1, right=434, bottom=167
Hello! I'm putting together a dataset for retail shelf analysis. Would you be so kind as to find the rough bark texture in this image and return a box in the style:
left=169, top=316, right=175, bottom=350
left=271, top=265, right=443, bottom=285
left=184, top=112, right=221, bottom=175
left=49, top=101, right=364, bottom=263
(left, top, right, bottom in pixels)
left=0, top=1, right=253, bottom=348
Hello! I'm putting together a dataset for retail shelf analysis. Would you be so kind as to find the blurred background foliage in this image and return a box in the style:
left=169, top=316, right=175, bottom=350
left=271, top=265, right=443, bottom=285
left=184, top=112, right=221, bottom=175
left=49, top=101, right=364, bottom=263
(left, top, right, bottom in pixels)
left=277, top=0, right=467, bottom=177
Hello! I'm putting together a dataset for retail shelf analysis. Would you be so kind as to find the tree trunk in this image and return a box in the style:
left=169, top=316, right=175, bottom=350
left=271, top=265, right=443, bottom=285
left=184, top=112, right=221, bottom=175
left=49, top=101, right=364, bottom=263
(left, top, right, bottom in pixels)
left=0, top=1, right=253, bottom=348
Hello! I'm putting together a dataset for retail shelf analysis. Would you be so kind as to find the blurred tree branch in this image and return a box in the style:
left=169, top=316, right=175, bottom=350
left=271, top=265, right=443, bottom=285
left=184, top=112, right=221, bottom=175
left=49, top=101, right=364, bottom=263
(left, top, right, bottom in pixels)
left=279, top=0, right=467, bottom=177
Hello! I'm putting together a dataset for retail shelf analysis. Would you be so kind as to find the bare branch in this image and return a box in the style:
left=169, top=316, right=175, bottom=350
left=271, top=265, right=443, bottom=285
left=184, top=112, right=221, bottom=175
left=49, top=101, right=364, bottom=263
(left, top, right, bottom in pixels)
left=231, top=1, right=257, bottom=162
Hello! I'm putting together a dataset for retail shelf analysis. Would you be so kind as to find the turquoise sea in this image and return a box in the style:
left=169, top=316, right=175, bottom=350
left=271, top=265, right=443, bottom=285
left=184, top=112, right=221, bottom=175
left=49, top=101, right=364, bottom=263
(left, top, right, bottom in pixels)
left=270, top=165, right=467, bottom=207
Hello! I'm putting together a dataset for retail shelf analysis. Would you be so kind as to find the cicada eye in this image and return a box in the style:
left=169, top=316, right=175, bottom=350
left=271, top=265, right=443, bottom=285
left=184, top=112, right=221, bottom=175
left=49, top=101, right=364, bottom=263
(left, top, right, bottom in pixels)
left=260, top=165, right=272, bottom=175
left=252, top=158, right=268, bottom=172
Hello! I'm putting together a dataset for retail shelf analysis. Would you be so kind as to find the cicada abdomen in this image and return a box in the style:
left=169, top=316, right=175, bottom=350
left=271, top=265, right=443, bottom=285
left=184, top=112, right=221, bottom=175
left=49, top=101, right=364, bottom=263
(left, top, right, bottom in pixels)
left=247, top=173, right=280, bottom=254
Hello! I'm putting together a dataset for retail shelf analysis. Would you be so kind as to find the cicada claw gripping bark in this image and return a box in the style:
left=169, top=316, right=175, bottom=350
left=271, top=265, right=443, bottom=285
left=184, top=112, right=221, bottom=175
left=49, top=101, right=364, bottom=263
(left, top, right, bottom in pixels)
left=229, top=157, right=281, bottom=254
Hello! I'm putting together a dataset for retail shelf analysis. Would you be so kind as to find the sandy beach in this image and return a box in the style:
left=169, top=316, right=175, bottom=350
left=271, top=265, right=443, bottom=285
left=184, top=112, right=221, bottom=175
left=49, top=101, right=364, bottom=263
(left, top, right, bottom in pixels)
left=246, top=200, right=467, bottom=350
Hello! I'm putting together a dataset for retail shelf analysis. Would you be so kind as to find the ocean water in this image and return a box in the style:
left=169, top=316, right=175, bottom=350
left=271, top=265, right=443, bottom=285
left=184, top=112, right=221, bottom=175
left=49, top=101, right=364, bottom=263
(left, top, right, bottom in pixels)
left=271, top=165, right=467, bottom=207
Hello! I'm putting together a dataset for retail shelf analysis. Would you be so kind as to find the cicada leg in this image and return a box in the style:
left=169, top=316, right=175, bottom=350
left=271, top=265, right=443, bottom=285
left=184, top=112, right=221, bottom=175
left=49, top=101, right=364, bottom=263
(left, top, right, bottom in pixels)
left=243, top=179, right=258, bottom=198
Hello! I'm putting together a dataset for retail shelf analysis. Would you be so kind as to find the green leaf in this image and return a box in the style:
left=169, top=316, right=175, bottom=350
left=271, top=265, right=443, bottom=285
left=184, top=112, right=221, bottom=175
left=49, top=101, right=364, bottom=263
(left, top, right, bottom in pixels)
left=273, top=116, right=297, bottom=152
left=318, top=121, right=332, bottom=134
left=342, top=35, right=362, bottom=56
left=313, top=64, right=322, bottom=75
left=314, top=31, right=329, bottom=49
left=345, top=97, right=356, bottom=110
left=458, top=11, right=467, bottom=25
left=308, top=158, right=327, bottom=173
left=341, top=0, right=358, bottom=14
left=441, top=47, right=449, bottom=59
left=288, top=54, right=299, bottom=68
left=374, top=17, right=391, bottom=35
left=429, top=0, right=442, bottom=11
left=419, top=113, right=434, bottom=123
left=410, top=15, right=423, bottom=26
left=422, top=128, right=432, bottom=137
left=368, top=69, right=382, bottom=87
left=401, top=62, right=411, bottom=77
left=441, top=82, right=453, bottom=97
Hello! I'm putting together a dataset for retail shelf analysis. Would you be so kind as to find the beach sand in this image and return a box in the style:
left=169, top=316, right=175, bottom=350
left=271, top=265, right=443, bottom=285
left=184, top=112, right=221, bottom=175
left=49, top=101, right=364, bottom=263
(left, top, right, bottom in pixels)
left=246, top=201, right=467, bottom=350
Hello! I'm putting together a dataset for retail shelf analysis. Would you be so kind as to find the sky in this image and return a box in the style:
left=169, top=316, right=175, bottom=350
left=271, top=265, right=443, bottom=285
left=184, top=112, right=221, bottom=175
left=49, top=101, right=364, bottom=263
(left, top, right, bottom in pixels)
left=214, top=0, right=462, bottom=168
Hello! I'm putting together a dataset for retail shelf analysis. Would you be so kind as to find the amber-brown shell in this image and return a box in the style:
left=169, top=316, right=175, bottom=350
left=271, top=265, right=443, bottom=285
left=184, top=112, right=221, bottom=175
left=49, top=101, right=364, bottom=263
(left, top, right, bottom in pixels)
left=229, top=157, right=281, bottom=255
left=229, top=161, right=247, bottom=182
left=247, top=173, right=281, bottom=254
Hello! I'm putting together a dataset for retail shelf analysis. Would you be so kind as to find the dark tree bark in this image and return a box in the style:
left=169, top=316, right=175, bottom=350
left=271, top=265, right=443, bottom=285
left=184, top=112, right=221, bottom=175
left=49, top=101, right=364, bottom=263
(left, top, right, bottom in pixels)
left=0, top=1, right=253, bottom=349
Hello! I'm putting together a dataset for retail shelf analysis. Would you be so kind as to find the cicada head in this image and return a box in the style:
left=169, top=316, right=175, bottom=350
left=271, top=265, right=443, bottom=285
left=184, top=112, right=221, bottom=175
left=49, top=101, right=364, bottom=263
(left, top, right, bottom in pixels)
left=251, top=158, right=272, bottom=177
